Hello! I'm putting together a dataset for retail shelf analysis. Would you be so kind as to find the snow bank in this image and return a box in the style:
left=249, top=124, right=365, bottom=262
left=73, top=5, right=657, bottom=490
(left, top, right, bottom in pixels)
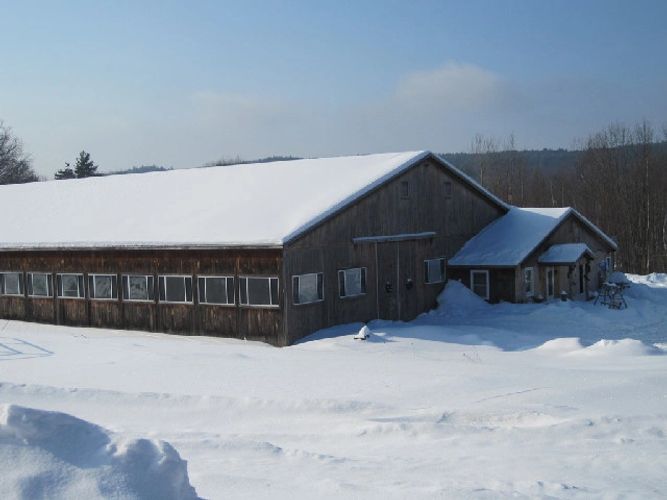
left=629, top=272, right=667, bottom=287
left=536, top=338, right=664, bottom=357
left=0, top=404, right=198, bottom=500
left=433, top=280, right=490, bottom=317
left=575, top=338, right=664, bottom=357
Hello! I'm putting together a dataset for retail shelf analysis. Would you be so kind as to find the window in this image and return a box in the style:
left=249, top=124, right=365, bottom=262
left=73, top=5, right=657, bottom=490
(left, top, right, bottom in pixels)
left=578, top=264, right=585, bottom=294
left=0, top=272, right=23, bottom=296
left=198, top=276, right=234, bottom=305
left=546, top=267, right=555, bottom=298
left=122, top=275, right=155, bottom=302
left=88, top=274, right=118, bottom=300
left=159, top=275, right=193, bottom=303
left=58, top=273, right=84, bottom=299
left=27, top=272, right=53, bottom=297
left=444, top=181, right=452, bottom=198
left=293, top=273, right=324, bottom=305
left=400, top=181, right=410, bottom=199
left=470, top=270, right=490, bottom=300
left=239, top=277, right=279, bottom=307
left=338, top=267, right=367, bottom=298
left=424, top=258, right=446, bottom=284
left=523, top=267, right=534, bottom=296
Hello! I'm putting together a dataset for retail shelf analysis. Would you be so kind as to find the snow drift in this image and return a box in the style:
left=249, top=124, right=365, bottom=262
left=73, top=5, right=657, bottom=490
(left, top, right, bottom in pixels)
left=0, top=404, right=198, bottom=500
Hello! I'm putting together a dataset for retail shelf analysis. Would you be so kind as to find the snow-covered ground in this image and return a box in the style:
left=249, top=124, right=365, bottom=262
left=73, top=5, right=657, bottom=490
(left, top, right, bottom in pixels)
left=0, top=273, right=666, bottom=499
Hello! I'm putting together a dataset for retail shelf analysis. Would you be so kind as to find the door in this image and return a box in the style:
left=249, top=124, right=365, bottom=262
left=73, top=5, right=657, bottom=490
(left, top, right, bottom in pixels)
left=398, top=240, right=420, bottom=321
left=376, top=240, right=422, bottom=321
left=545, top=267, right=555, bottom=299
left=377, top=242, right=399, bottom=320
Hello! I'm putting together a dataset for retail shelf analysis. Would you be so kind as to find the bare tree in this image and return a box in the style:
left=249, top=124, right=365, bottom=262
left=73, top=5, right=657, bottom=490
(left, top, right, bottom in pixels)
left=0, top=121, right=38, bottom=185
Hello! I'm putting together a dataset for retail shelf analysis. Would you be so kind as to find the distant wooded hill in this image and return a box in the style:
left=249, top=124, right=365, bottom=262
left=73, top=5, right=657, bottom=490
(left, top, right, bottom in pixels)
left=76, top=132, right=667, bottom=275
left=441, top=148, right=581, bottom=175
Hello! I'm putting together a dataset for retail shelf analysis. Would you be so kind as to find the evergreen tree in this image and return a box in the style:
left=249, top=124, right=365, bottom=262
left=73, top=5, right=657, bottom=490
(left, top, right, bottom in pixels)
left=54, top=163, right=76, bottom=180
left=74, top=150, right=98, bottom=178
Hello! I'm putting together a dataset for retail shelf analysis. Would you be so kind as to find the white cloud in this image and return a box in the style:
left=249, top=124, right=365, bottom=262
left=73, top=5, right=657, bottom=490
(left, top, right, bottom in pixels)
left=393, top=62, right=509, bottom=113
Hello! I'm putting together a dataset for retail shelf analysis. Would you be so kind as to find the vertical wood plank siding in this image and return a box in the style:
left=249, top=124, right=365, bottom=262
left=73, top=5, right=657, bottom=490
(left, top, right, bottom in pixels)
left=0, top=248, right=284, bottom=345
left=450, top=214, right=616, bottom=303
left=283, top=158, right=505, bottom=344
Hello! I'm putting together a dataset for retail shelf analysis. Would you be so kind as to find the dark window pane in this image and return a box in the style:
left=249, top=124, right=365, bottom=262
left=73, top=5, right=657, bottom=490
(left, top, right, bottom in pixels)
left=295, top=273, right=319, bottom=304
left=198, top=278, right=205, bottom=301
left=204, top=277, right=227, bottom=304
left=270, top=278, right=279, bottom=305
left=338, top=271, right=345, bottom=297
left=425, top=259, right=444, bottom=283
left=94, top=276, right=114, bottom=299
left=226, top=278, right=234, bottom=303
left=185, top=277, right=192, bottom=302
left=247, top=277, right=271, bottom=305
left=165, top=276, right=186, bottom=302
left=147, top=277, right=155, bottom=300
left=240, top=278, right=247, bottom=304
left=129, top=276, right=149, bottom=300
left=2, top=273, right=21, bottom=295
left=292, top=276, right=300, bottom=304
left=316, top=273, right=323, bottom=300
left=61, top=274, right=81, bottom=298
left=342, top=268, right=363, bottom=296
left=471, top=272, right=488, bottom=298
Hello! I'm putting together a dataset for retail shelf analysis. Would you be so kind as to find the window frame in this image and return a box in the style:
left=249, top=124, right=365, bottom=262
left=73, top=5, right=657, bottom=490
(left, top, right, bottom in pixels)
left=57, top=273, right=85, bottom=300
left=292, top=272, right=324, bottom=305
left=400, top=180, right=410, bottom=199
left=197, top=275, right=235, bottom=306
left=470, top=269, right=490, bottom=301
left=88, top=273, right=118, bottom=301
left=122, top=274, right=156, bottom=303
left=338, top=267, right=367, bottom=299
left=523, top=267, right=534, bottom=297
left=0, top=271, right=24, bottom=297
left=158, top=274, right=194, bottom=305
left=444, top=181, right=453, bottom=199
left=424, top=257, right=446, bottom=285
left=239, top=276, right=280, bottom=308
left=27, top=272, right=53, bottom=298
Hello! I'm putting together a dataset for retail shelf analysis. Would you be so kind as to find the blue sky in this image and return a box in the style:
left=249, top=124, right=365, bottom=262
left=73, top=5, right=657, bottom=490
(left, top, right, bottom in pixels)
left=1, top=0, right=666, bottom=176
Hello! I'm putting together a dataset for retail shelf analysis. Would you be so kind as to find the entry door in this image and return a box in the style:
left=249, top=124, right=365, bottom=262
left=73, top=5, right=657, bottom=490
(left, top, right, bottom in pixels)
left=398, top=240, right=420, bottom=321
left=376, top=241, right=421, bottom=321
left=377, top=242, right=399, bottom=320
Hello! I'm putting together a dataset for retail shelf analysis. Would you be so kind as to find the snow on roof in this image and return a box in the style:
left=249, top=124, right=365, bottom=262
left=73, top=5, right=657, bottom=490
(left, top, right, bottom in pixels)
left=538, top=243, right=593, bottom=264
left=449, top=207, right=569, bottom=267
left=2, top=150, right=499, bottom=250
left=449, top=206, right=616, bottom=267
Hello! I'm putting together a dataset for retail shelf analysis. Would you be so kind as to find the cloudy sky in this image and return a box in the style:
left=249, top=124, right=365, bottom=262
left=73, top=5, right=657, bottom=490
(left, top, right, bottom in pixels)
left=1, top=0, right=666, bottom=177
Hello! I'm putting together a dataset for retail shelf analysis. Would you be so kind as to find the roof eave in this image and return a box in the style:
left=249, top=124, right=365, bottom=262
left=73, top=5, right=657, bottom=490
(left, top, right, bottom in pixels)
left=0, top=243, right=284, bottom=252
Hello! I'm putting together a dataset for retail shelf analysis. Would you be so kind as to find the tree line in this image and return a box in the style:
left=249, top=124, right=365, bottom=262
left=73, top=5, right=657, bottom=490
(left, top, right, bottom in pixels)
left=1, top=118, right=665, bottom=273
left=443, top=121, right=667, bottom=274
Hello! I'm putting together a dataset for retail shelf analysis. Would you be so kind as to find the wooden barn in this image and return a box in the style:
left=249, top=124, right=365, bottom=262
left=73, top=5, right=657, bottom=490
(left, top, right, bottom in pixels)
left=447, top=207, right=618, bottom=302
left=0, top=151, right=510, bottom=346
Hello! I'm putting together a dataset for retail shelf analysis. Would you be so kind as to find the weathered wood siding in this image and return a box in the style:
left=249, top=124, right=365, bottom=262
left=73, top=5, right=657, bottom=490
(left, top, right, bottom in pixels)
left=0, top=249, right=285, bottom=345
left=518, top=214, right=616, bottom=301
left=283, top=157, right=505, bottom=343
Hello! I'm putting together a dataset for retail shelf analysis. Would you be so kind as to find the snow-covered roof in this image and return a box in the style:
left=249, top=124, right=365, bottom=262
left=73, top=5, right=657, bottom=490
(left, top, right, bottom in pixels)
left=448, top=207, right=617, bottom=267
left=538, top=243, right=593, bottom=264
left=0, top=151, right=505, bottom=250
